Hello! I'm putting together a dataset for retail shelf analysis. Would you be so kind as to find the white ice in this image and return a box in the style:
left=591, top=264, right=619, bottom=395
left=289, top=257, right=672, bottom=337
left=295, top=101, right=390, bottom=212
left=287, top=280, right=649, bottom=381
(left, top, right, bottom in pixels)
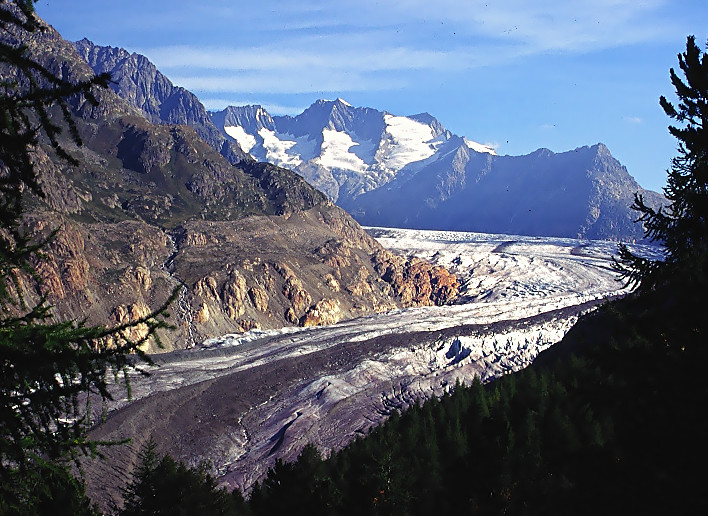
left=376, top=114, right=440, bottom=172
left=315, top=129, right=369, bottom=173
left=224, top=125, right=257, bottom=154
left=257, top=128, right=319, bottom=169
left=464, top=138, right=497, bottom=155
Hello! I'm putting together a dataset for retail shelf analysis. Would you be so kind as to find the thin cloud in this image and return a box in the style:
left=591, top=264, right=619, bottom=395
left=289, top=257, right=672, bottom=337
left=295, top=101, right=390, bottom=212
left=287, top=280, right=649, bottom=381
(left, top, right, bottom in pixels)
left=169, top=72, right=407, bottom=95
left=129, top=0, right=676, bottom=100
left=374, top=0, right=674, bottom=52
left=139, top=44, right=462, bottom=73
left=623, top=116, right=644, bottom=124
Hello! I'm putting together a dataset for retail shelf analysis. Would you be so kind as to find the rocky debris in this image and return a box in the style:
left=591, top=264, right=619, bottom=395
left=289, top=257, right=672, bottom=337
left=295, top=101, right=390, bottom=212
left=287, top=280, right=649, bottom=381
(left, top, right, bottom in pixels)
left=301, top=299, right=341, bottom=327
left=81, top=300, right=600, bottom=510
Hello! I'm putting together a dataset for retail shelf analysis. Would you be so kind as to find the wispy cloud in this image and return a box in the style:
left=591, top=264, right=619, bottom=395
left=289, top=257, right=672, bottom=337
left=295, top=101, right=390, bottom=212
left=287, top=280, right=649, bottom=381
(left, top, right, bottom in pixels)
left=392, top=0, right=674, bottom=51
left=131, top=0, right=675, bottom=99
left=169, top=72, right=407, bottom=95
left=623, top=116, right=644, bottom=124
left=139, top=43, right=465, bottom=73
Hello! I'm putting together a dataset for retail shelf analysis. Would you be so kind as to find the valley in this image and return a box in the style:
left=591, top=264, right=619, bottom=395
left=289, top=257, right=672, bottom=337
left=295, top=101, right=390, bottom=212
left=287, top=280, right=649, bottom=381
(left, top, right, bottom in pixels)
left=83, top=228, right=659, bottom=507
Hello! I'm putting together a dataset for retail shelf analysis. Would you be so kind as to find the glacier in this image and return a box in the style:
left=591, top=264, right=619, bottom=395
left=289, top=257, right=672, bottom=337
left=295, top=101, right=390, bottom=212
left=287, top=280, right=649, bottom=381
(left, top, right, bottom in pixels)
left=86, top=228, right=660, bottom=498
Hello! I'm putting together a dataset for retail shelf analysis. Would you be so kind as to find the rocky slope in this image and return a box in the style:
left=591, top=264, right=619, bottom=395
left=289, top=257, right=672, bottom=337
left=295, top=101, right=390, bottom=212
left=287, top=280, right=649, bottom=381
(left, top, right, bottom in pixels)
left=72, top=38, right=250, bottom=164
left=212, top=101, right=664, bottom=240
left=7, top=15, right=458, bottom=353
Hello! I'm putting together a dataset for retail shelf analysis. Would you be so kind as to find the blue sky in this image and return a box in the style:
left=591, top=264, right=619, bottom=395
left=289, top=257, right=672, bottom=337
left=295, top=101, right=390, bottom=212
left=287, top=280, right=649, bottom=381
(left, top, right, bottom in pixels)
left=37, top=0, right=707, bottom=192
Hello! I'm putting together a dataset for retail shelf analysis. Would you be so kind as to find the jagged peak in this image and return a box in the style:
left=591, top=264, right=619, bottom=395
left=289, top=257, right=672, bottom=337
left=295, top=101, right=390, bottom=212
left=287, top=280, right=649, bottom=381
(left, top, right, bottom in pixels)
left=592, top=142, right=611, bottom=156
left=531, top=147, right=554, bottom=158
left=212, top=104, right=275, bottom=133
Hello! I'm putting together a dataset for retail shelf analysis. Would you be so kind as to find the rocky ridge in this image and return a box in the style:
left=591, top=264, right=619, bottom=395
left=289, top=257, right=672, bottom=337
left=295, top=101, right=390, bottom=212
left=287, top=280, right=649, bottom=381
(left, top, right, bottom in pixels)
left=352, top=142, right=667, bottom=240
left=72, top=38, right=249, bottom=164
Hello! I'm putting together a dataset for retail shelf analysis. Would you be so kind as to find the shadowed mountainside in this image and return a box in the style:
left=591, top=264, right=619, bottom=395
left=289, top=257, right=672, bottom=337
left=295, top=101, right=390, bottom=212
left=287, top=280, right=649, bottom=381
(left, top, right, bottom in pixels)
left=4, top=17, right=458, bottom=353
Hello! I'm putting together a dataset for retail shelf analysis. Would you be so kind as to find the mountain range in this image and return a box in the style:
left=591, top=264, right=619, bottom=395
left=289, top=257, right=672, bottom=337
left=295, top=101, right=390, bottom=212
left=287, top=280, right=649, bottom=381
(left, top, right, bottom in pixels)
left=6, top=18, right=670, bottom=512
left=210, top=99, right=496, bottom=205
left=211, top=101, right=665, bottom=241
left=72, top=39, right=665, bottom=241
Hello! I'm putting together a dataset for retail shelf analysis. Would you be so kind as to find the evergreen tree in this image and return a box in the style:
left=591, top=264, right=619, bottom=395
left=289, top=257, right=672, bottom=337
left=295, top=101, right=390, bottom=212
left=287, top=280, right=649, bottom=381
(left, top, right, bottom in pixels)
left=121, top=440, right=244, bottom=516
left=616, top=36, right=708, bottom=290
left=0, top=1, right=174, bottom=510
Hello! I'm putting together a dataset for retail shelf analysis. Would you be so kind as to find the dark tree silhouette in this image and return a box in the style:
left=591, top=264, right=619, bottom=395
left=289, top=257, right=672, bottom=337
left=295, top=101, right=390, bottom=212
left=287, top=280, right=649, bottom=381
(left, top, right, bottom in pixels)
left=121, top=439, right=247, bottom=516
left=0, top=1, right=174, bottom=511
left=616, top=36, right=708, bottom=290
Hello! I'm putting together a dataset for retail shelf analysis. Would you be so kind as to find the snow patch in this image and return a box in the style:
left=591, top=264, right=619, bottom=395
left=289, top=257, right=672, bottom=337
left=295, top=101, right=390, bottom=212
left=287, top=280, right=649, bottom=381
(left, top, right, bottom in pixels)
left=257, top=128, right=319, bottom=169
left=464, top=138, right=497, bottom=155
left=378, top=114, right=441, bottom=172
left=316, top=129, right=369, bottom=173
left=224, top=126, right=257, bottom=154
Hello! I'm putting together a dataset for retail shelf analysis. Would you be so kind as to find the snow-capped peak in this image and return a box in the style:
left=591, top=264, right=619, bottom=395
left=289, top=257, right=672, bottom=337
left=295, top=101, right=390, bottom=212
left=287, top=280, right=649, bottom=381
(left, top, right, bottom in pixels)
left=211, top=99, right=496, bottom=200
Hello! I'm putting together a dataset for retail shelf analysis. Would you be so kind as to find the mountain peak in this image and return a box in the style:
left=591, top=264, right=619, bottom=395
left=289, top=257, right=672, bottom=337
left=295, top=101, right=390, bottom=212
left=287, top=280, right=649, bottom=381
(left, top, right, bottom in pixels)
left=222, top=104, right=275, bottom=131
left=592, top=142, right=610, bottom=156
left=72, top=39, right=249, bottom=163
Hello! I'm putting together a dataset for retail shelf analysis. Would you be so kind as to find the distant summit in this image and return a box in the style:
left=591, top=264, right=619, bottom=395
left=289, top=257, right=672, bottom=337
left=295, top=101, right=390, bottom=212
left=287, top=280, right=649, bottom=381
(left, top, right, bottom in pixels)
left=212, top=101, right=664, bottom=240
left=352, top=141, right=666, bottom=240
